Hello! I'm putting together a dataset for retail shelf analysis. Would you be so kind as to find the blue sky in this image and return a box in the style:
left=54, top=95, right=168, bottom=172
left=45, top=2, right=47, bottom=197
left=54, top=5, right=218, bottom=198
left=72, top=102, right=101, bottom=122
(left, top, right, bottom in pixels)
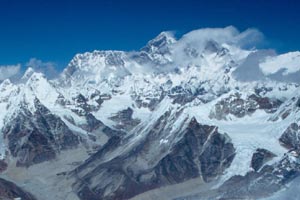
left=0, top=0, right=299, bottom=71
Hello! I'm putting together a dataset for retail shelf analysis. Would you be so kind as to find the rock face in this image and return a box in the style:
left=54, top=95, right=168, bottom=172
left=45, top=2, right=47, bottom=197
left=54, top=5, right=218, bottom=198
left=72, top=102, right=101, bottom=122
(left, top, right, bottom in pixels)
left=71, top=118, right=235, bottom=200
left=156, top=119, right=235, bottom=183
left=0, top=178, right=37, bottom=200
left=0, top=160, right=7, bottom=173
left=109, top=107, right=140, bottom=131
left=210, top=93, right=282, bottom=120
left=251, top=148, right=276, bottom=171
left=210, top=93, right=257, bottom=119
left=71, top=94, right=100, bottom=116
left=3, top=98, right=79, bottom=167
left=137, top=31, right=175, bottom=65
left=279, top=123, right=300, bottom=150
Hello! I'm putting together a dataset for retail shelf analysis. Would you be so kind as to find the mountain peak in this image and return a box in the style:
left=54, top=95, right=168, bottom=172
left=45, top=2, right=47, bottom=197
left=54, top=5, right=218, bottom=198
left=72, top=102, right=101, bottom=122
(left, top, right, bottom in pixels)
left=0, top=79, right=13, bottom=92
left=21, top=67, right=35, bottom=81
left=141, top=31, right=176, bottom=53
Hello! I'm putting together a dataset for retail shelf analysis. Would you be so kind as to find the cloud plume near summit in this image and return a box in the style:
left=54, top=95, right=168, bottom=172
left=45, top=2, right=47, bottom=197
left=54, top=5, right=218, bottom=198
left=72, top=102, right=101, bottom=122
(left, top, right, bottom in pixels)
left=0, top=26, right=299, bottom=83
left=0, top=64, right=21, bottom=80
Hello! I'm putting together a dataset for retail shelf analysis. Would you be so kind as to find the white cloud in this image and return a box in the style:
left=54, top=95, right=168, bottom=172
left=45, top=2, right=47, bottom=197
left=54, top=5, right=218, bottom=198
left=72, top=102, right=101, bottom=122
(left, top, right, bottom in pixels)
left=175, top=26, right=263, bottom=50
left=259, top=51, right=300, bottom=75
left=168, top=26, right=263, bottom=69
left=26, top=58, right=58, bottom=79
left=235, top=28, right=264, bottom=49
left=0, top=64, right=21, bottom=80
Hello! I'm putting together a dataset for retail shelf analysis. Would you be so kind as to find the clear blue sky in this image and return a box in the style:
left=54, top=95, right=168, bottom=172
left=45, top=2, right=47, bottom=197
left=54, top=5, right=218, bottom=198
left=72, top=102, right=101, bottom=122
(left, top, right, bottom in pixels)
left=0, top=0, right=299, bottom=69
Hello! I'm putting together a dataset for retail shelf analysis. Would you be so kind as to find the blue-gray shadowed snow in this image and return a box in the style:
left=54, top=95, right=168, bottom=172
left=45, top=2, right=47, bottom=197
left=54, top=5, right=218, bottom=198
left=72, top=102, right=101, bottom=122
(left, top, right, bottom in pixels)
left=234, top=50, right=300, bottom=83
left=0, top=26, right=300, bottom=200
left=268, top=69, right=300, bottom=83
left=265, top=176, right=300, bottom=200
left=233, top=49, right=277, bottom=82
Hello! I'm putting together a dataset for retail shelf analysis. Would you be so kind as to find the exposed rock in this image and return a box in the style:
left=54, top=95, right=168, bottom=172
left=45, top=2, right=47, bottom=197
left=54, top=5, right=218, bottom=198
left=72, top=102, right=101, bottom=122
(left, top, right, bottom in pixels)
left=55, top=93, right=70, bottom=106
left=105, top=51, right=125, bottom=66
left=134, top=95, right=164, bottom=111
left=80, top=113, right=104, bottom=132
left=3, top=98, right=79, bottom=167
left=279, top=123, right=300, bottom=150
left=0, top=178, right=37, bottom=200
left=78, top=113, right=125, bottom=147
left=281, top=109, right=292, bottom=120
left=248, top=94, right=283, bottom=113
left=156, top=119, right=235, bottom=182
left=0, top=160, right=7, bottom=173
left=169, top=86, right=207, bottom=105
left=209, top=93, right=258, bottom=120
left=210, top=93, right=282, bottom=120
left=296, top=98, right=300, bottom=108
left=71, top=94, right=100, bottom=116
left=109, top=107, right=140, bottom=131
left=137, top=32, right=175, bottom=65
left=251, top=148, right=276, bottom=171
left=71, top=118, right=235, bottom=200
left=254, top=86, right=273, bottom=96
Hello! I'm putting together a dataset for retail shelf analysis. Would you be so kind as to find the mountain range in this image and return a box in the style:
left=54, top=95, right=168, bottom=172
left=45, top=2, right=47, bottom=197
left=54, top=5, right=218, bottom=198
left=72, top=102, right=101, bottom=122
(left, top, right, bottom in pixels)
left=0, top=26, right=300, bottom=200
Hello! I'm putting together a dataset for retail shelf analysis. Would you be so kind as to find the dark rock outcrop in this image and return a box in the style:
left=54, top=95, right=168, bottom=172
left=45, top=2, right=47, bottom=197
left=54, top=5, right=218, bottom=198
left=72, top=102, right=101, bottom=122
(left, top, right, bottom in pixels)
left=0, top=160, right=7, bottom=173
left=251, top=148, right=276, bottom=171
left=279, top=123, right=300, bottom=150
left=71, top=94, right=102, bottom=116
left=109, top=107, right=140, bottom=131
left=71, top=117, right=235, bottom=200
left=296, top=98, right=300, bottom=108
left=3, top=98, right=79, bottom=167
left=248, top=94, right=282, bottom=113
left=0, top=178, right=37, bottom=200
left=79, top=113, right=104, bottom=132
left=210, top=93, right=257, bottom=119
left=210, top=93, right=282, bottom=120
left=155, top=119, right=235, bottom=183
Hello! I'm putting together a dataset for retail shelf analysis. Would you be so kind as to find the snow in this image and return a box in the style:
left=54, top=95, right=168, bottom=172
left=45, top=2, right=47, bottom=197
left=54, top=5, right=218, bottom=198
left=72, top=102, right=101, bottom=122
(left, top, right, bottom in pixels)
left=21, top=67, right=35, bottom=80
left=185, top=96, right=294, bottom=184
left=159, top=139, right=169, bottom=145
left=93, top=94, right=134, bottom=127
left=260, top=51, right=300, bottom=75
left=26, top=72, right=60, bottom=109
left=215, top=117, right=288, bottom=182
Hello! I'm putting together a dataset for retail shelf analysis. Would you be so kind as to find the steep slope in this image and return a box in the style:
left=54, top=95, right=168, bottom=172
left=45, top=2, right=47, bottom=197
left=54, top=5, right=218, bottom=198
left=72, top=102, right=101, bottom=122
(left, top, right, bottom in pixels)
left=71, top=116, right=235, bottom=200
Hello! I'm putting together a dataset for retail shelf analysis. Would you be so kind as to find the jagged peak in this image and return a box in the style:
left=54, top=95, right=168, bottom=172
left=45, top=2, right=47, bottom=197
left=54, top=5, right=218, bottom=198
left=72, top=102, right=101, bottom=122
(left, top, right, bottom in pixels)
left=153, top=31, right=176, bottom=43
left=26, top=71, right=47, bottom=84
left=203, top=40, right=227, bottom=53
left=65, top=50, right=127, bottom=73
left=141, top=31, right=176, bottom=53
left=21, top=67, right=47, bottom=85
left=0, top=79, right=14, bottom=92
left=70, top=50, right=125, bottom=62
left=20, top=67, right=37, bottom=82
left=0, top=79, right=12, bottom=87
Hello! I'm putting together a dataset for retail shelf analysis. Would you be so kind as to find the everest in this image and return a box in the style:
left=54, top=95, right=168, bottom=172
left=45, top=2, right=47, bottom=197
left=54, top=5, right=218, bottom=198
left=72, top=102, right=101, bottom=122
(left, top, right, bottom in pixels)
left=0, top=26, right=299, bottom=200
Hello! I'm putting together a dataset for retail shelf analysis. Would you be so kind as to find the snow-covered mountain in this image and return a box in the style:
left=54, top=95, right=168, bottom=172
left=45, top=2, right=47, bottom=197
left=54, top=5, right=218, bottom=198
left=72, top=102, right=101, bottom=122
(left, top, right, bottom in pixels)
left=0, top=26, right=300, bottom=200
